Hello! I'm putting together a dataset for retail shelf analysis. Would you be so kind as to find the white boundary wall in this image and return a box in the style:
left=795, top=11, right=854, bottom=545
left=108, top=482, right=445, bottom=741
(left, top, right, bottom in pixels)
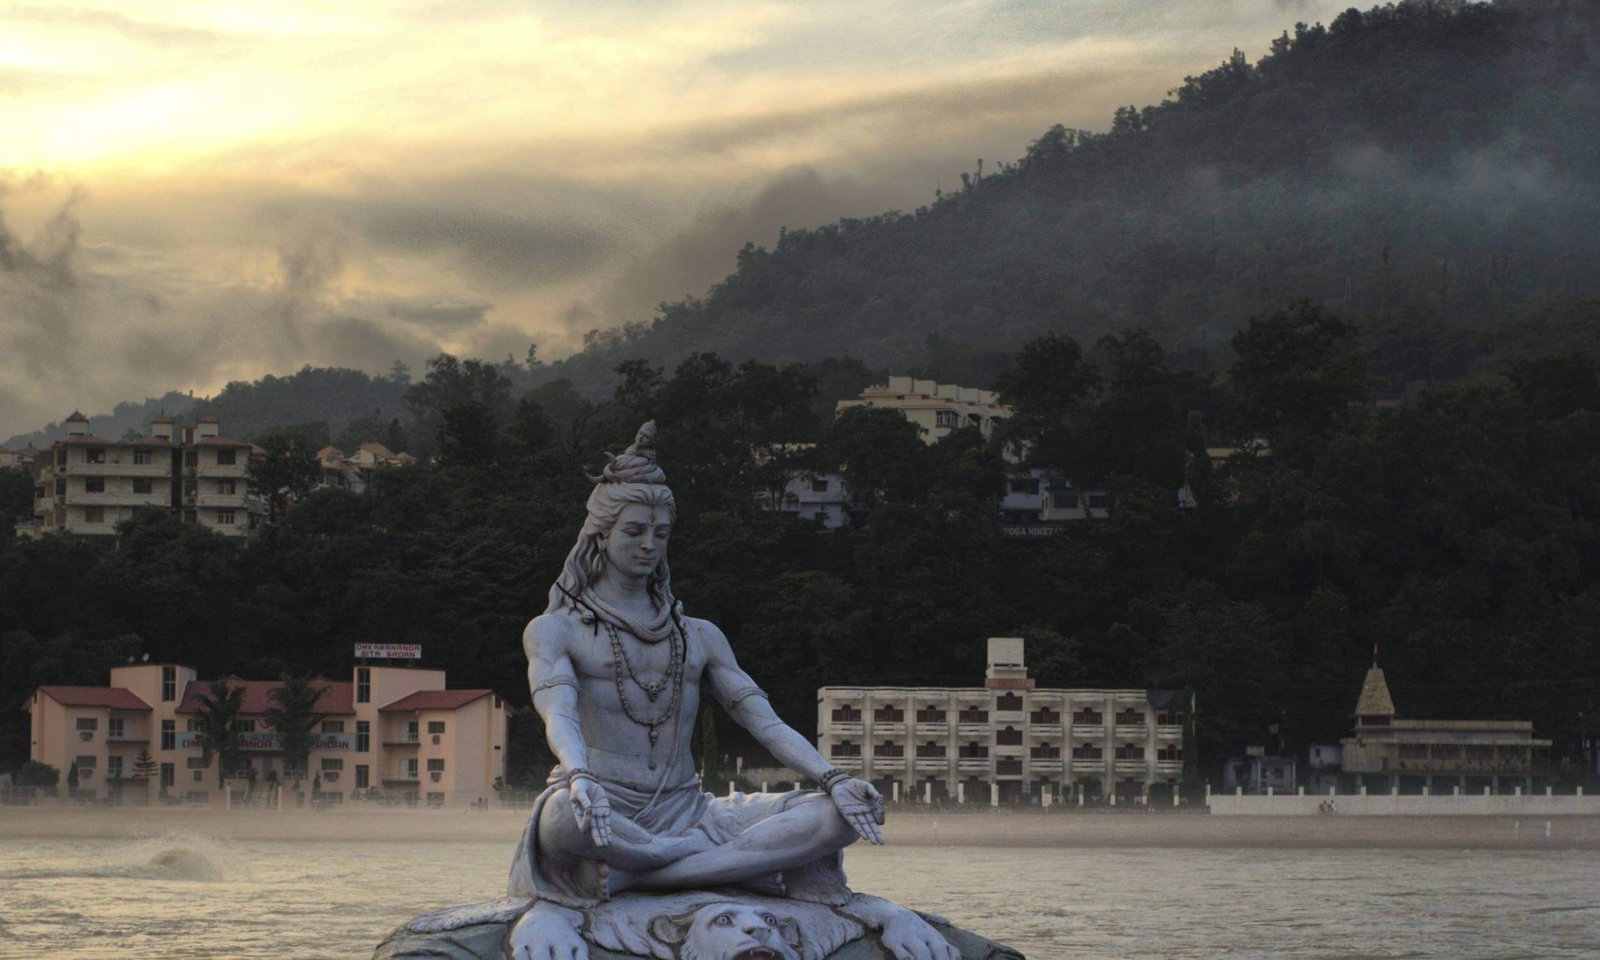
left=1210, top=794, right=1600, bottom=816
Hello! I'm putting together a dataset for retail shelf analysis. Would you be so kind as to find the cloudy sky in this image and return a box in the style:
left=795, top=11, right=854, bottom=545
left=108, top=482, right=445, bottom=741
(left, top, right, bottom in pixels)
left=0, top=0, right=1352, bottom=438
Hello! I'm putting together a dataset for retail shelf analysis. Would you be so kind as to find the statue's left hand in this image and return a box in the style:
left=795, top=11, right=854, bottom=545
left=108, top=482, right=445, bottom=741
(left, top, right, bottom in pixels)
left=828, top=777, right=886, bottom=845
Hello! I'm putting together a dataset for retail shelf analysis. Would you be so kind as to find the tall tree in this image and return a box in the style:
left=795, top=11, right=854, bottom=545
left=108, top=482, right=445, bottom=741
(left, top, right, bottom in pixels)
left=250, top=430, right=323, bottom=518
left=192, top=679, right=245, bottom=787
left=263, top=675, right=330, bottom=782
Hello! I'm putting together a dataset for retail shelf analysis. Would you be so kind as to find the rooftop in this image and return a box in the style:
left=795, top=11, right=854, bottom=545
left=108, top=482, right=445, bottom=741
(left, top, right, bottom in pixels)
left=37, top=686, right=152, bottom=711
left=380, top=689, right=494, bottom=712
left=176, top=677, right=355, bottom=716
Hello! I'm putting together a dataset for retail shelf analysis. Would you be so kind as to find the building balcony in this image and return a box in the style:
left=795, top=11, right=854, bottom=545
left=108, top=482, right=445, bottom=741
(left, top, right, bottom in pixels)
left=914, top=757, right=949, bottom=771
left=1071, top=724, right=1104, bottom=739
left=1156, top=724, right=1183, bottom=740
left=384, top=737, right=421, bottom=747
left=1155, top=760, right=1183, bottom=776
left=828, top=721, right=863, bottom=737
left=956, top=758, right=990, bottom=773
left=913, top=722, right=948, bottom=737
left=191, top=463, right=249, bottom=479
left=1070, top=759, right=1104, bottom=774
left=870, top=758, right=905, bottom=771
left=194, top=493, right=248, bottom=507
left=1030, top=759, right=1064, bottom=772
left=956, top=723, right=990, bottom=738
left=993, top=710, right=1025, bottom=724
left=1029, top=726, right=1061, bottom=739
left=831, top=756, right=863, bottom=771
left=1113, top=725, right=1149, bottom=741
left=382, top=771, right=420, bottom=783
left=69, top=491, right=157, bottom=507
left=1113, top=759, right=1148, bottom=774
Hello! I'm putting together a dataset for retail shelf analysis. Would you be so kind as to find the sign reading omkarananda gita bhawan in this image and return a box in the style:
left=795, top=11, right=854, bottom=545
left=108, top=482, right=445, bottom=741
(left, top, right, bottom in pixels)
left=175, top=730, right=356, bottom=751
left=355, top=643, right=423, bottom=660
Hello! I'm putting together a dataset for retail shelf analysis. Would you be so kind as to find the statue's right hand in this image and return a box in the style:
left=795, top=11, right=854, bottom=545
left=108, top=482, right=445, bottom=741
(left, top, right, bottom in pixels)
left=569, top=777, right=612, bottom=847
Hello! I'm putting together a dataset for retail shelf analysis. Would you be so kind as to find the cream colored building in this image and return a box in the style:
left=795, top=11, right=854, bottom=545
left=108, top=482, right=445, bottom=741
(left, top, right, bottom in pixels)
left=817, top=638, right=1188, bottom=804
left=25, top=663, right=508, bottom=806
left=1339, top=663, right=1551, bottom=795
left=837, top=376, right=1010, bottom=443
left=22, top=412, right=260, bottom=538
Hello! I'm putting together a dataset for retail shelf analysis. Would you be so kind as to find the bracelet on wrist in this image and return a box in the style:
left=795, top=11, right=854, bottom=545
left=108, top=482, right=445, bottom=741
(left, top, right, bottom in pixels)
left=819, top=768, right=851, bottom=793
left=566, top=767, right=599, bottom=787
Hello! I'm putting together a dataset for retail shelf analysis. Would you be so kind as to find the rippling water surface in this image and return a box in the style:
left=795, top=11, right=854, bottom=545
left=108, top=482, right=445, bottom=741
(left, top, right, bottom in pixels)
left=2, top=834, right=1597, bottom=959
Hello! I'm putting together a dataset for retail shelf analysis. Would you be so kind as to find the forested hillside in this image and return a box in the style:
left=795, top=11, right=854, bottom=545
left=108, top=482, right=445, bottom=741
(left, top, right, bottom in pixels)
left=546, top=0, right=1600, bottom=393
left=4, top=314, right=1599, bottom=785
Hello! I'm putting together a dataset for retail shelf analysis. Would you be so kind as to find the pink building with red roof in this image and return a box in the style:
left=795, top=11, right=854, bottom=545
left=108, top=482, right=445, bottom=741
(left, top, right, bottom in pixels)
left=26, top=663, right=507, bottom=805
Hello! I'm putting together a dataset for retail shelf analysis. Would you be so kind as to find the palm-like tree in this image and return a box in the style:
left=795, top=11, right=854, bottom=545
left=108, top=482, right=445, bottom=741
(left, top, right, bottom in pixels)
left=193, top=679, right=245, bottom=788
left=264, top=675, right=330, bottom=783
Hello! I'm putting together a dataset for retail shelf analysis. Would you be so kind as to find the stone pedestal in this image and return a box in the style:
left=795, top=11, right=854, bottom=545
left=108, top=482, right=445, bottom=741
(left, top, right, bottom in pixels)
left=375, top=895, right=1024, bottom=960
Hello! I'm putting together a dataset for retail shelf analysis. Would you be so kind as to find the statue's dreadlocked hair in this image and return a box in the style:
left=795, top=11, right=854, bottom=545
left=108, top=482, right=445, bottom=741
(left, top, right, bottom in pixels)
left=546, top=421, right=677, bottom=615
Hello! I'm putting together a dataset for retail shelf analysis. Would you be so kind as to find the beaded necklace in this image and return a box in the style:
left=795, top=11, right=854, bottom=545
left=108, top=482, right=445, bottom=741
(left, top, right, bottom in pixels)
left=604, top=620, right=684, bottom=768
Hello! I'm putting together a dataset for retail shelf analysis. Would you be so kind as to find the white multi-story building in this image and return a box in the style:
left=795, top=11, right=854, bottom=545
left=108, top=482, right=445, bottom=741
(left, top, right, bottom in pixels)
left=817, top=637, right=1189, bottom=805
left=21, top=412, right=261, bottom=538
left=837, top=376, right=1010, bottom=443
left=25, top=662, right=508, bottom=806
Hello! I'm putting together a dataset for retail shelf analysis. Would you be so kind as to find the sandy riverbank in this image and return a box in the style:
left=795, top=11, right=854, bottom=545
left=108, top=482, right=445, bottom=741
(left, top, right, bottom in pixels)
left=3, top=805, right=1598, bottom=849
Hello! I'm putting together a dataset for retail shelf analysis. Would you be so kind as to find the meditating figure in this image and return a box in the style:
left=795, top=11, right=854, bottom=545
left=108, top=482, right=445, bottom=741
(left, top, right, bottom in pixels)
left=508, top=422, right=956, bottom=960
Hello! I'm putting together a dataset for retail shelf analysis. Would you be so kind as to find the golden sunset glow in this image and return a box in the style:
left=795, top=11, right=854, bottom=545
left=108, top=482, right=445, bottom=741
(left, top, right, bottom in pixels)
left=0, top=0, right=1357, bottom=438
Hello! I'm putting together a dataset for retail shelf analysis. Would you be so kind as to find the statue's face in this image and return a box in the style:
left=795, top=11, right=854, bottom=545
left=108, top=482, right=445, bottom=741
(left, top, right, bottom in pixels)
left=604, top=501, right=671, bottom=580
left=676, top=903, right=797, bottom=960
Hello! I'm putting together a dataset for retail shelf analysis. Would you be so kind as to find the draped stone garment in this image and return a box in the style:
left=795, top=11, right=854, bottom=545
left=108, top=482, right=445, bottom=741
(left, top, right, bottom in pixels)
left=508, top=768, right=852, bottom=910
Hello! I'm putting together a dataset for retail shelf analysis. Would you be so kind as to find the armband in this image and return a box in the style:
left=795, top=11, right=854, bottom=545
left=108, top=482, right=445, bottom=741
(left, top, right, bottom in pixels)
left=724, top=685, right=769, bottom=708
left=533, top=675, right=580, bottom=695
left=819, top=768, right=852, bottom=793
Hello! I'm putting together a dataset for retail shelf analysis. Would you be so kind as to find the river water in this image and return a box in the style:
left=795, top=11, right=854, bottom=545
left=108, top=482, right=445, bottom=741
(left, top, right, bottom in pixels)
left=1, top=833, right=1597, bottom=959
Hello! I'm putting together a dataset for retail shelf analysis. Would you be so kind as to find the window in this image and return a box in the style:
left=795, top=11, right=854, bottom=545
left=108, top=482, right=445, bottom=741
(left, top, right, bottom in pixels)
left=56, top=449, right=67, bottom=467
left=55, top=478, right=66, bottom=496
left=915, top=743, right=946, bottom=758
left=914, top=707, right=946, bottom=723
left=427, top=721, right=446, bottom=735
left=1115, top=745, right=1144, bottom=760
left=76, top=717, right=99, bottom=732
left=810, top=477, right=830, bottom=492
left=405, top=720, right=419, bottom=741
left=86, top=447, right=106, bottom=464
left=187, top=756, right=208, bottom=770
left=161, top=719, right=175, bottom=750
left=321, top=758, right=344, bottom=772
left=184, top=450, right=198, bottom=468
left=958, top=743, right=988, bottom=758
left=160, top=763, right=175, bottom=787
left=84, top=507, right=104, bottom=524
left=355, top=765, right=370, bottom=789
left=830, top=705, right=861, bottom=723
left=109, top=717, right=124, bottom=739
left=1072, top=709, right=1103, bottom=725
left=958, top=707, right=988, bottom=723
left=85, top=477, right=105, bottom=493
left=997, top=727, right=1023, bottom=746
left=935, top=410, right=959, bottom=429
left=356, top=668, right=370, bottom=703
left=830, top=741, right=861, bottom=757
left=76, top=756, right=96, bottom=777
left=1030, top=745, right=1061, bottom=759
left=1157, top=711, right=1182, bottom=726
left=186, top=718, right=205, bottom=733
left=107, top=756, right=124, bottom=778
left=1052, top=493, right=1079, bottom=510
left=1115, top=709, right=1145, bottom=726
left=1072, top=745, right=1102, bottom=760
left=872, top=742, right=903, bottom=758
left=217, top=479, right=236, bottom=495
left=996, top=759, right=1023, bottom=775
left=872, top=706, right=904, bottom=723
left=321, top=721, right=345, bottom=734
left=405, top=758, right=419, bottom=776
left=237, top=720, right=255, bottom=733
left=162, top=666, right=176, bottom=702
left=1031, top=707, right=1061, bottom=724
left=996, top=693, right=1023, bottom=711
left=427, top=758, right=445, bottom=772
left=133, top=450, right=151, bottom=465
left=356, top=721, right=370, bottom=752
left=132, top=478, right=153, bottom=494
left=216, top=449, right=237, bottom=466
left=1158, top=745, right=1182, bottom=761
left=184, top=479, right=197, bottom=499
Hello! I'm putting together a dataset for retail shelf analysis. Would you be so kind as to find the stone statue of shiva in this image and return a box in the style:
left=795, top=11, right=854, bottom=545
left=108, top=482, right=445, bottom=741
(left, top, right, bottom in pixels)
left=506, top=422, right=959, bottom=960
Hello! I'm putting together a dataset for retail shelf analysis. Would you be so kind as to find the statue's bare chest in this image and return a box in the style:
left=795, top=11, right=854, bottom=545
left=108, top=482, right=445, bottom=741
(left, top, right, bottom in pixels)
left=566, top=625, right=706, bottom=687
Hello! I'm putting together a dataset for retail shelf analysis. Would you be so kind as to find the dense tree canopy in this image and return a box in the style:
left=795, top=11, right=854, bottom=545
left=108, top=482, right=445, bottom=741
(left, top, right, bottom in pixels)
left=4, top=329, right=1598, bottom=785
